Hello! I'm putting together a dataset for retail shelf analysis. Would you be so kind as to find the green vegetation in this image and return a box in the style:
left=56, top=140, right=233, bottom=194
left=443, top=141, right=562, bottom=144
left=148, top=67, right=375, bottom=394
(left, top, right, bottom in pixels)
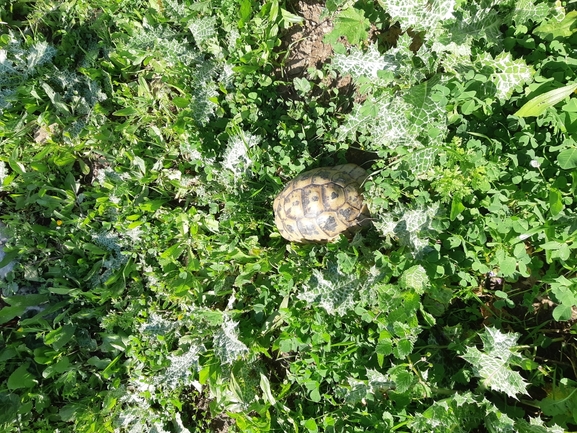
left=1, top=0, right=577, bottom=431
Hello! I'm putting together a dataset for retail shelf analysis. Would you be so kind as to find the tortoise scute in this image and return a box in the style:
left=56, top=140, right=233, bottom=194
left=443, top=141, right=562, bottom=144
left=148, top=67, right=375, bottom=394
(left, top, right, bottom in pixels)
left=322, top=184, right=346, bottom=210
left=318, top=214, right=338, bottom=234
left=273, top=163, right=370, bottom=242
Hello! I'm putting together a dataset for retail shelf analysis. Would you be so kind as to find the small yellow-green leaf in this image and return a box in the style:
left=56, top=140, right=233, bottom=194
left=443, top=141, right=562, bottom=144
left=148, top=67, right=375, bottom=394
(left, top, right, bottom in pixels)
left=515, top=83, right=577, bottom=117
left=533, top=11, right=577, bottom=39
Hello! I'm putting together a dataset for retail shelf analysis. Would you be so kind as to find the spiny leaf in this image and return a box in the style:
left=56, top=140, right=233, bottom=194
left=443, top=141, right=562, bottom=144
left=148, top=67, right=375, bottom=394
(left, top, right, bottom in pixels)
left=378, top=0, right=456, bottom=33
left=331, top=44, right=388, bottom=80
left=462, top=327, right=529, bottom=399
left=476, top=52, right=534, bottom=102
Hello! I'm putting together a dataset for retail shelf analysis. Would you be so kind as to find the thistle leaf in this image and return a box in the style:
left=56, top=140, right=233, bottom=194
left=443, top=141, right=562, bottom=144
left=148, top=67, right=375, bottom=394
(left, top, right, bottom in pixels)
left=476, top=52, right=534, bottom=102
left=213, top=317, right=249, bottom=364
left=378, top=0, right=456, bottom=32
left=462, top=327, right=529, bottom=399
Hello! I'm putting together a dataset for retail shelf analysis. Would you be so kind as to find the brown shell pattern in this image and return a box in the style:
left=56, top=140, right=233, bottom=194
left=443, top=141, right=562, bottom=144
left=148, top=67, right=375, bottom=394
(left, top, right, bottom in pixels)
left=273, top=164, right=369, bottom=242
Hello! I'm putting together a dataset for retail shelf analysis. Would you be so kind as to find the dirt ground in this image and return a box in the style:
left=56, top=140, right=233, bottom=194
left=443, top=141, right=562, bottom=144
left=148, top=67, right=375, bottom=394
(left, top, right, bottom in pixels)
left=280, top=0, right=335, bottom=77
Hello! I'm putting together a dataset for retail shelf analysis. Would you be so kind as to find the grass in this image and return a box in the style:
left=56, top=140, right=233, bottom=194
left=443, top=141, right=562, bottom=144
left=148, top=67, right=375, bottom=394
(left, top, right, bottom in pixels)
left=1, top=0, right=577, bottom=431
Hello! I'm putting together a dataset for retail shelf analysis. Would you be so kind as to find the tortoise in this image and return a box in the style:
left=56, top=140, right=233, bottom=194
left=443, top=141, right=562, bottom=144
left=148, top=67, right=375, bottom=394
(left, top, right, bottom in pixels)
left=273, top=164, right=370, bottom=242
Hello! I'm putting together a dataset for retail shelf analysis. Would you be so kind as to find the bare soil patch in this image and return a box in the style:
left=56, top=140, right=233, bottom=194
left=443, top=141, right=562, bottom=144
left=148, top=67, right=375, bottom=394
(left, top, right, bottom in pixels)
left=278, top=0, right=352, bottom=91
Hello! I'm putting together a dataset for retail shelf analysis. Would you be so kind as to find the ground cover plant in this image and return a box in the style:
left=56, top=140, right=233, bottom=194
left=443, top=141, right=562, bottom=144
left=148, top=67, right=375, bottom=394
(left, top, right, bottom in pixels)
left=1, top=0, right=577, bottom=431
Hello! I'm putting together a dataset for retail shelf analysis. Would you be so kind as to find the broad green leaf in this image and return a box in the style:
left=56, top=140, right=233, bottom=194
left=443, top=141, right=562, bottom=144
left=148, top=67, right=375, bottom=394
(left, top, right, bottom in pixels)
left=549, top=188, right=563, bottom=217
left=172, top=97, right=190, bottom=108
left=553, top=304, right=573, bottom=322
left=515, top=83, right=577, bottom=117
left=557, top=148, right=577, bottom=169
left=500, top=256, right=517, bottom=277
left=0, top=305, right=26, bottom=325
left=538, top=378, right=577, bottom=426
left=551, top=284, right=577, bottom=321
left=540, top=241, right=563, bottom=250
left=238, top=0, right=252, bottom=28
left=324, top=7, right=370, bottom=46
left=260, top=373, right=277, bottom=405
left=304, top=418, right=318, bottom=432
left=4, top=294, right=49, bottom=308
left=0, top=249, right=18, bottom=269
left=112, top=107, right=139, bottom=116
left=450, top=196, right=465, bottom=220
left=7, top=364, right=37, bottom=390
left=43, top=356, right=71, bottom=378
left=395, top=338, right=414, bottom=359
left=159, top=243, right=185, bottom=269
left=44, top=325, right=76, bottom=351
left=59, top=404, right=79, bottom=422
left=280, top=8, right=304, bottom=27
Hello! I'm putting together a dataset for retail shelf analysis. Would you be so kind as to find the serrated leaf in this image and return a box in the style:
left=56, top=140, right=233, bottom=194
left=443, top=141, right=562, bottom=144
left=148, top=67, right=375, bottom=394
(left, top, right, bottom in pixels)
left=297, top=261, right=367, bottom=316
left=213, top=317, right=248, bottom=365
left=378, top=0, right=456, bottom=32
left=399, top=265, right=429, bottom=293
left=392, top=370, right=413, bottom=394
left=411, top=392, right=485, bottom=432
left=478, top=52, right=534, bottom=102
left=395, top=338, right=414, bottom=359
left=188, top=16, right=217, bottom=47
left=462, top=327, right=528, bottom=399
left=332, top=44, right=387, bottom=79
left=324, top=7, right=370, bottom=45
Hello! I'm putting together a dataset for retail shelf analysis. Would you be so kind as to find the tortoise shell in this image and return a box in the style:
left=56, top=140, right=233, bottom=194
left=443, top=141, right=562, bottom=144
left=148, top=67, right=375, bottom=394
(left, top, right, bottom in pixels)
left=273, top=164, right=370, bottom=242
